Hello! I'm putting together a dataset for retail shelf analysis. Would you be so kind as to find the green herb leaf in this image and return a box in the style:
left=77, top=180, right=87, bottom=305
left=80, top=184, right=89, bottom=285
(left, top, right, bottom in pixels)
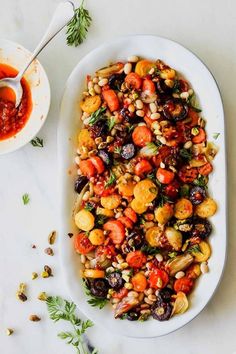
left=30, top=137, right=43, bottom=147
left=193, top=175, right=208, bottom=187
left=147, top=171, right=156, bottom=182
left=213, top=132, right=220, bottom=140
left=114, top=146, right=122, bottom=155
left=89, top=106, right=106, bottom=125
left=127, top=124, right=136, bottom=133
left=141, top=244, right=160, bottom=255
left=105, top=171, right=116, bottom=188
left=108, top=116, right=116, bottom=131
left=157, top=194, right=171, bottom=207
left=168, top=251, right=178, bottom=258
left=84, top=202, right=95, bottom=212
left=66, top=0, right=92, bottom=47
left=22, top=193, right=30, bottom=205
left=180, top=184, right=190, bottom=197
left=187, top=244, right=202, bottom=254
left=180, top=148, right=192, bottom=162
left=47, top=296, right=96, bottom=353
left=95, top=215, right=107, bottom=228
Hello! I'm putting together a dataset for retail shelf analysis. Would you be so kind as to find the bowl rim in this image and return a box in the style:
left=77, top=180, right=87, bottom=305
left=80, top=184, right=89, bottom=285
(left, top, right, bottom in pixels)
left=0, top=38, right=51, bottom=154
left=58, top=34, right=227, bottom=338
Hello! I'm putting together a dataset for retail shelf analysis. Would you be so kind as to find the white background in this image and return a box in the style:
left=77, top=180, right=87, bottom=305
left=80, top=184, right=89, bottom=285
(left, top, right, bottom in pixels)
left=0, top=0, right=236, bottom=353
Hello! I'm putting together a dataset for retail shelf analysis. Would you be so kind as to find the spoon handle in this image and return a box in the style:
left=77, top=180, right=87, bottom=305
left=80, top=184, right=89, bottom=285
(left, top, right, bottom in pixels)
left=17, top=1, right=74, bottom=80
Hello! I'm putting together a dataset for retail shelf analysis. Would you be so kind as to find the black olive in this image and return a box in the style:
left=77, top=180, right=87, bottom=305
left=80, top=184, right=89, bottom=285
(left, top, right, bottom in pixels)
left=98, top=149, right=112, bottom=165
left=90, top=278, right=109, bottom=298
left=189, top=186, right=207, bottom=205
left=157, top=288, right=174, bottom=302
left=192, top=217, right=212, bottom=239
left=127, top=311, right=139, bottom=321
left=121, top=143, right=136, bottom=159
left=108, top=73, right=125, bottom=90
left=151, top=301, right=173, bottom=321
left=163, top=99, right=189, bottom=121
left=74, top=176, right=88, bottom=193
left=89, top=120, right=108, bottom=138
left=107, top=272, right=124, bottom=290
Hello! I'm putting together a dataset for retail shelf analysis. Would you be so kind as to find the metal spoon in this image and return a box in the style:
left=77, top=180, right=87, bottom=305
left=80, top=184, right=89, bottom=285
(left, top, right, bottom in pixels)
left=0, top=1, right=74, bottom=107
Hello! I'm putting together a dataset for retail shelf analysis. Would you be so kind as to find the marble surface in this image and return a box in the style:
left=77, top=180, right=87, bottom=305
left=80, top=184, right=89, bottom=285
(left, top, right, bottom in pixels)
left=0, top=0, right=236, bottom=353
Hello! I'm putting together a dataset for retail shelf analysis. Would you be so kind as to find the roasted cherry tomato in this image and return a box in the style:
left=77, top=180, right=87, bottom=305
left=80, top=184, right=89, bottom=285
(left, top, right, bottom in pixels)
left=174, top=277, right=194, bottom=294
left=74, top=233, right=95, bottom=255
left=148, top=268, right=169, bottom=289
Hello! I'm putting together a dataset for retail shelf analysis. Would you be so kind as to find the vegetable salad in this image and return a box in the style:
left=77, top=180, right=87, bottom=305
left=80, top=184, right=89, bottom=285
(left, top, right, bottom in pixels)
left=73, top=55, right=218, bottom=322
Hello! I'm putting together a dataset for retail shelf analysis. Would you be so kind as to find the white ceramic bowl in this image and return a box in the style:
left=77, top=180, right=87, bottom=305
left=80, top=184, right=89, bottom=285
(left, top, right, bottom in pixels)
left=58, top=35, right=227, bottom=337
left=0, top=39, right=51, bottom=154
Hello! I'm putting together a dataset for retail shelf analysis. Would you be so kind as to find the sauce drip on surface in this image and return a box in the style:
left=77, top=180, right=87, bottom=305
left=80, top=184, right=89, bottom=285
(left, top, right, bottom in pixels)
left=0, top=63, right=32, bottom=141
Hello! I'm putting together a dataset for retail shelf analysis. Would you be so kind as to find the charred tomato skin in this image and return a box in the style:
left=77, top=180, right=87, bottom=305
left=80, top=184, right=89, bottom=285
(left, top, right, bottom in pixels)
left=151, top=300, right=173, bottom=321
left=74, top=176, right=88, bottom=193
left=163, top=99, right=189, bottom=121
left=192, top=217, right=212, bottom=239
left=90, top=278, right=109, bottom=299
left=107, top=272, right=124, bottom=290
left=189, top=186, right=207, bottom=205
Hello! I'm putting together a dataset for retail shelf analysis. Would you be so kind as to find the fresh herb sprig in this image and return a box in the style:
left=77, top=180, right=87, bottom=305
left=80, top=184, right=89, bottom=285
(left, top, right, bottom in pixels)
left=47, top=296, right=97, bottom=354
left=108, top=116, right=116, bottom=131
left=180, top=148, right=192, bottom=162
left=83, top=280, right=108, bottom=309
left=95, top=215, right=107, bottom=228
left=89, top=107, right=106, bottom=125
left=141, top=244, right=160, bottom=256
left=22, top=193, right=30, bottom=205
left=30, top=137, right=43, bottom=147
left=105, top=171, right=116, bottom=188
left=187, top=244, right=202, bottom=253
left=66, top=0, right=92, bottom=47
left=213, top=133, right=220, bottom=140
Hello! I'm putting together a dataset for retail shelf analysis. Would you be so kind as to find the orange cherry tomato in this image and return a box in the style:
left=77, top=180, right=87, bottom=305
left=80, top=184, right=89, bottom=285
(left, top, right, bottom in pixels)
left=112, top=287, right=128, bottom=299
left=117, top=216, right=133, bottom=229
left=198, top=162, right=213, bottom=176
left=93, top=181, right=115, bottom=196
left=132, top=126, right=152, bottom=147
left=148, top=268, right=169, bottom=289
left=124, top=207, right=138, bottom=223
left=131, top=273, right=147, bottom=292
left=178, top=166, right=198, bottom=183
left=74, top=233, right=95, bottom=255
left=103, top=220, right=125, bottom=244
left=156, top=168, right=175, bottom=184
left=89, top=156, right=105, bottom=174
left=125, top=72, right=142, bottom=89
left=134, top=159, right=152, bottom=177
left=126, top=251, right=147, bottom=268
left=192, top=128, right=206, bottom=144
left=79, top=159, right=96, bottom=178
left=142, top=78, right=156, bottom=95
left=102, top=89, right=119, bottom=112
left=95, top=245, right=116, bottom=258
left=174, top=277, right=194, bottom=294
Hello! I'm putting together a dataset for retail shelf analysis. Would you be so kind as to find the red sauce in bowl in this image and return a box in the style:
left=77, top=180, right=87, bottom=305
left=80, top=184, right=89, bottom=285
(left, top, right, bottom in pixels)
left=0, top=63, right=32, bottom=141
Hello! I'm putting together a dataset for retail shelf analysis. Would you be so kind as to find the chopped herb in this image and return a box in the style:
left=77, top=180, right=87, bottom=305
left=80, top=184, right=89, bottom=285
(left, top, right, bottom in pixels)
left=107, top=116, right=116, bottom=131
left=187, top=244, right=202, bottom=254
left=89, top=107, right=106, bottom=125
left=213, top=133, right=220, bottom=140
left=114, top=146, right=122, bottom=155
left=168, top=251, right=178, bottom=258
left=66, top=0, right=92, bottom=47
left=83, top=280, right=108, bottom=309
left=120, top=313, right=128, bottom=320
left=105, top=171, right=116, bottom=188
left=141, top=244, right=160, bottom=255
left=191, top=127, right=200, bottom=136
left=157, top=194, right=171, bottom=207
left=193, top=175, right=208, bottom=187
left=30, top=137, right=43, bottom=147
left=47, top=296, right=96, bottom=354
left=180, top=184, right=190, bottom=197
left=146, top=141, right=161, bottom=153
left=180, top=148, right=192, bottom=162
left=139, top=217, right=146, bottom=225
left=84, top=201, right=95, bottom=212
left=95, top=215, right=107, bottom=228
left=172, top=80, right=181, bottom=93
left=147, top=171, right=156, bottom=182
left=22, top=193, right=30, bottom=205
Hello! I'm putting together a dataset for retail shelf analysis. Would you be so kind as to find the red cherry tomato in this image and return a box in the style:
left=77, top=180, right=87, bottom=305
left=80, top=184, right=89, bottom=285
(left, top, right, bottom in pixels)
left=134, top=159, right=152, bottom=176
left=126, top=251, right=147, bottom=268
left=74, top=233, right=95, bottom=255
left=90, top=156, right=105, bottom=174
left=142, top=78, right=156, bottom=95
left=95, top=245, right=116, bottom=258
left=163, top=180, right=180, bottom=199
left=178, top=166, right=198, bottom=183
left=125, top=72, right=142, bottom=89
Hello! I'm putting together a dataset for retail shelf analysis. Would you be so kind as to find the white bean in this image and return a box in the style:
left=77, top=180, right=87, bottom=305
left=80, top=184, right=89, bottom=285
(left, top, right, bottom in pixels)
left=82, top=191, right=90, bottom=201
left=128, top=55, right=139, bottom=63
left=135, top=99, right=144, bottom=110
left=155, top=253, right=163, bottom=262
left=74, top=156, right=80, bottom=165
left=124, top=62, right=132, bottom=75
left=136, top=109, right=145, bottom=117
left=127, top=291, right=139, bottom=298
left=98, top=78, right=108, bottom=87
left=160, top=162, right=165, bottom=169
left=184, top=141, right=193, bottom=149
left=150, top=112, right=161, bottom=120
left=175, top=271, right=185, bottom=279
left=180, top=92, right=189, bottom=99
left=94, top=84, right=101, bottom=94
left=149, top=102, right=157, bottom=113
